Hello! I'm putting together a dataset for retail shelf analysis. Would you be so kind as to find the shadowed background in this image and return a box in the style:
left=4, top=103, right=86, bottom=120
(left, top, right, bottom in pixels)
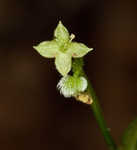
left=0, top=0, right=137, bottom=149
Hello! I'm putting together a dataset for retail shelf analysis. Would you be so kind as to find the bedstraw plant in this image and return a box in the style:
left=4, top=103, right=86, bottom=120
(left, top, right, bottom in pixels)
left=33, top=21, right=137, bottom=150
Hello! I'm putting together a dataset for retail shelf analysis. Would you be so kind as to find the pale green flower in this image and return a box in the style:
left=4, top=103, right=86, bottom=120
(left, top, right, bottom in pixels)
left=57, top=75, right=87, bottom=98
left=33, top=21, right=93, bottom=76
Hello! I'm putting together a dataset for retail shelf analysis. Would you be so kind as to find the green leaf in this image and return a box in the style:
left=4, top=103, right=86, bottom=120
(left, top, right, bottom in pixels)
left=33, top=40, right=59, bottom=58
left=54, top=21, right=69, bottom=46
left=121, top=118, right=137, bottom=150
left=55, top=53, right=71, bottom=76
left=67, top=42, right=93, bottom=58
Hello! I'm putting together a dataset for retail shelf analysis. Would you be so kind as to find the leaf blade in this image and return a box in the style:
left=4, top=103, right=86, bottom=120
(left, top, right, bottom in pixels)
left=121, top=118, right=137, bottom=150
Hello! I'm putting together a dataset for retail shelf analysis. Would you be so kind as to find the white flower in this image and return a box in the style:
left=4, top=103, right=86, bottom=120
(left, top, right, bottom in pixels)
left=33, top=21, right=93, bottom=76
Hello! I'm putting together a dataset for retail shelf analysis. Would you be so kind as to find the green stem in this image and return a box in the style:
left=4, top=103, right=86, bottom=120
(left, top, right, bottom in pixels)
left=84, top=73, right=117, bottom=150
left=72, top=58, right=117, bottom=149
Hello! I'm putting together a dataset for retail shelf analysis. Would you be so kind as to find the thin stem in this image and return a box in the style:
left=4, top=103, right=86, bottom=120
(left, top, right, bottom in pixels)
left=83, top=72, right=117, bottom=150
left=72, top=58, right=117, bottom=149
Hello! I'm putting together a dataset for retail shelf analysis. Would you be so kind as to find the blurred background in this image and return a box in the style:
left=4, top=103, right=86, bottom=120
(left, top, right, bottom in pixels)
left=0, top=0, right=137, bottom=149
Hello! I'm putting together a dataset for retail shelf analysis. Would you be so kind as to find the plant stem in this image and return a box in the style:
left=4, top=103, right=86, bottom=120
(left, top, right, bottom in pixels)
left=84, top=73, right=117, bottom=150
left=73, top=58, right=117, bottom=149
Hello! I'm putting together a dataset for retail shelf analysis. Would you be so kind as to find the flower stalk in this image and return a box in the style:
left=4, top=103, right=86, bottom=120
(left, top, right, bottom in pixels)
left=82, top=70, right=117, bottom=150
left=72, top=58, right=117, bottom=149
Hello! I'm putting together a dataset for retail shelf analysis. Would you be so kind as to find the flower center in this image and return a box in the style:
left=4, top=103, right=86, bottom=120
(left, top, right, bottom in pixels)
left=60, top=42, right=69, bottom=53
left=58, top=34, right=75, bottom=53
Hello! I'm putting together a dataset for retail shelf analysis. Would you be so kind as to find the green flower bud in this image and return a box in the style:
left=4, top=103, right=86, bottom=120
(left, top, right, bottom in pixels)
left=57, top=75, right=87, bottom=98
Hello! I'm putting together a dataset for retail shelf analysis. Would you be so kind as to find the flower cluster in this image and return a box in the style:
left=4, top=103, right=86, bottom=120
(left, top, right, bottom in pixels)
left=33, top=21, right=93, bottom=100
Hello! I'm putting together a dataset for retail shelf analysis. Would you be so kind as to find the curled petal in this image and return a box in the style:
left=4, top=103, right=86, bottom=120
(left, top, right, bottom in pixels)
left=55, top=53, right=71, bottom=76
left=33, top=40, right=59, bottom=58
left=67, top=42, right=93, bottom=58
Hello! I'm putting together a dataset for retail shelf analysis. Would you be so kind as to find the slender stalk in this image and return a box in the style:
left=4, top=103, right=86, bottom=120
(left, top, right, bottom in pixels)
left=86, top=78, right=117, bottom=150
left=72, top=58, right=116, bottom=149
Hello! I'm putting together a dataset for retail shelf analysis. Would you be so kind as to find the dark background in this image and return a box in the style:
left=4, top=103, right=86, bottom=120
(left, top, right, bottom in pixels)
left=0, top=0, right=137, bottom=149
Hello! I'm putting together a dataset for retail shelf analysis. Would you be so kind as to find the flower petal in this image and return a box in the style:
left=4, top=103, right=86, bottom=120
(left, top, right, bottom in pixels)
left=67, top=42, right=93, bottom=58
left=54, top=21, right=69, bottom=46
left=33, top=40, right=59, bottom=58
left=55, top=53, right=71, bottom=76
